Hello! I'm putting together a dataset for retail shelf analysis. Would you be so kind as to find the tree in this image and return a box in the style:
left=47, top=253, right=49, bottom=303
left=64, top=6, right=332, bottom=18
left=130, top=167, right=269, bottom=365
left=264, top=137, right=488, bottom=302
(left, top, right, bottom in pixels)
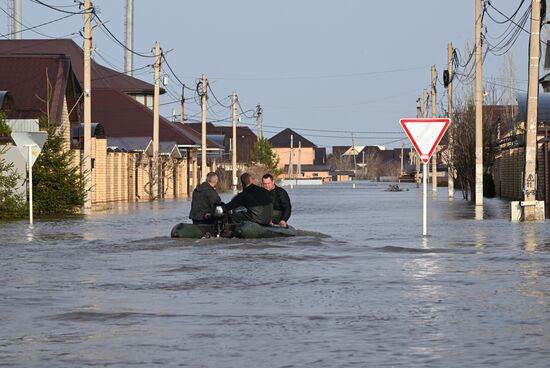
left=32, top=121, right=86, bottom=215
left=0, top=112, right=26, bottom=219
left=250, top=137, right=280, bottom=175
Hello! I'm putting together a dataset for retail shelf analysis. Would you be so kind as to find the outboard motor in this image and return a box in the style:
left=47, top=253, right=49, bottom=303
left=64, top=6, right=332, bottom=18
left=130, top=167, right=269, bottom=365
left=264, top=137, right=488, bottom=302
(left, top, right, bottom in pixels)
left=213, top=205, right=225, bottom=237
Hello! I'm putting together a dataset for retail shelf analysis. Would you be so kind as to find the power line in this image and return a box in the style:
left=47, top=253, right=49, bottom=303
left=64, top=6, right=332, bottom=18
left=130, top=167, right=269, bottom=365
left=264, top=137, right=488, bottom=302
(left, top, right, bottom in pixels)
left=199, top=65, right=430, bottom=82
left=30, top=0, right=87, bottom=15
left=92, top=11, right=155, bottom=59
left=0, top=9, right=78, bottom=38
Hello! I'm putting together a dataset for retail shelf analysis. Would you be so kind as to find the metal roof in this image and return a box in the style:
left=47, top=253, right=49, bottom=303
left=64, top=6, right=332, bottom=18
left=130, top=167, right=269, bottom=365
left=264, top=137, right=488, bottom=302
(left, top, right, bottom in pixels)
left=517, top=93, right=550, bottom=123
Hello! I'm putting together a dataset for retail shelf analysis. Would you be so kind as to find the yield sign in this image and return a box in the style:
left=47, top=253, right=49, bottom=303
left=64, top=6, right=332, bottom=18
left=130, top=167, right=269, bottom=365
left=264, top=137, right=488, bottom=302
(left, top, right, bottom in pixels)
left=399, top=118, right=451, bottom=163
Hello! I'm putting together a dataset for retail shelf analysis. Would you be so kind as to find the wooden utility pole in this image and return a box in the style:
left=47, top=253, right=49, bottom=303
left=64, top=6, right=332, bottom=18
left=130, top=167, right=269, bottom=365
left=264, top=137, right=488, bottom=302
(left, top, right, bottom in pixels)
left=256, top=104, right=262, bottom=140
left=448, top=42, right=455, bottom=199
left=83, top=0, right=92, bottom=210
left=231, top=91, right=238, bottom=191
left=475, top=0, right=484, bottom=206
left=180, top=86, right=185, bottom=126
left=523, top=0, right=543, bottom=220
left=431, top=65, right=437, bottom=192
left=152, top=41, right=161, bottom=199
left=201, top=74, right=208, bottom=182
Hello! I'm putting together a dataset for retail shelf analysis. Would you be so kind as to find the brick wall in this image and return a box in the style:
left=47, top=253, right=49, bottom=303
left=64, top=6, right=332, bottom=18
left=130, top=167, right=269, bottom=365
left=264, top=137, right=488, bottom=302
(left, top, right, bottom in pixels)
left=495, top=143, right=548, bottom=204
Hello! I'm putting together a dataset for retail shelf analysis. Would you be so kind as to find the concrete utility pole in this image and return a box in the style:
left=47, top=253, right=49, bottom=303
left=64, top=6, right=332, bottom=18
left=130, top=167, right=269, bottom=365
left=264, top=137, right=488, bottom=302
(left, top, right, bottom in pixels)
left=231, top=91, right=238, bottom=191
left=475, top=0, right=484, bottom=206
left=201, top=74, right=208, bottom=182
left=180, top=86, right=185, bottom=126
left=400, top=141, right=404, bottom=182
left=297, top=141, right=302, bottom=177
left=431, top=65, right=437, bottom=192
left=153, top=41, right=161, bottom=198
left=124, top=0, right=134, bottom=76
left=14, top=0, right=21, bottom=39
left=415, top=96, right=422, bottom=187
left=256, top=104, right=263, bottom=140
left=288, top=134, right=294, bottom=179
left=83, top=0, right=92, bottom=211
left=523, top=0, right=543, bottom=220
left=448, top=42, right=455, bottom=199
left=351, top=132, right=357, bottom=173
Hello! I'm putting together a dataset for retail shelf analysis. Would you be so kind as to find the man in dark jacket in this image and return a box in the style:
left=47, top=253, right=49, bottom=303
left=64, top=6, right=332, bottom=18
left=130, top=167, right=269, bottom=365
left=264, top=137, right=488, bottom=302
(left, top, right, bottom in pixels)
left=225, top=173, right=273, bottom=225
left=189, top=172, right=222, bottom=224
left=262, top=173, right=291, bottom=228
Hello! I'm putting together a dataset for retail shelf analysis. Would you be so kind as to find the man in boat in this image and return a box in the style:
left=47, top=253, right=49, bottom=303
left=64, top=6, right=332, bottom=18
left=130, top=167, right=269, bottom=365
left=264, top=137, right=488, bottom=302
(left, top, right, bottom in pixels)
left=224, top=172, right=273, bottom=225
left=262, top=173, right=291, bottom=228
left=189, top=172, right=223, bottom=224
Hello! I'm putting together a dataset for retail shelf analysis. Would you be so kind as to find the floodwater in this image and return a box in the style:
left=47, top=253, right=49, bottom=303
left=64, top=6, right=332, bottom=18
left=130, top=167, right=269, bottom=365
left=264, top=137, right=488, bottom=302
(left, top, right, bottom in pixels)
left=1, top=181, right=549, bottom=367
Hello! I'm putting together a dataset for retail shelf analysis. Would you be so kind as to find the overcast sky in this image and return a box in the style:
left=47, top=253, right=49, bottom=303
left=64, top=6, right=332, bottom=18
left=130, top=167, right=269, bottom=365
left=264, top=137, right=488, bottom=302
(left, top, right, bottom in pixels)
left=5, top=0, right=534, bottom=149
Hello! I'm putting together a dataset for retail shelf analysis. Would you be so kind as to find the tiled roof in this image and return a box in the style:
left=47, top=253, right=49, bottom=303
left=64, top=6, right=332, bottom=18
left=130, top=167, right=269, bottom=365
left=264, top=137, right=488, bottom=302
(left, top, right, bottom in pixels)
left=91, top=89, right=221, bottom=147
left=0, top=39, right=160, bottom=94
left=0, top=54, right=81, bottom=124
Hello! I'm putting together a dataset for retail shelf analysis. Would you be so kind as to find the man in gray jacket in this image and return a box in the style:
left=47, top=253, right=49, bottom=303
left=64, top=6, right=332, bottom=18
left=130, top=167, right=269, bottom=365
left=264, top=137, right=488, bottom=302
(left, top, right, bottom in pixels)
left=189, top=172, right=222, bottom=224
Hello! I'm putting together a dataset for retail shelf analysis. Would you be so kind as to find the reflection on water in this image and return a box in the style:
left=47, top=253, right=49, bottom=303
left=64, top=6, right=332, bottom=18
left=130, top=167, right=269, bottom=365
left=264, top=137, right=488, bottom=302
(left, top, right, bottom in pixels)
left=1, top=182, right=549, bottom=367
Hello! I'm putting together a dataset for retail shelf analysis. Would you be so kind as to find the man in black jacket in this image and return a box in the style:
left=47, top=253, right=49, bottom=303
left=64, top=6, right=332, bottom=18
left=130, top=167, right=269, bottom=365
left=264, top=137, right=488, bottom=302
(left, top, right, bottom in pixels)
left=189, top=172, right=222, bottom=224
left=225, top=173, right=273, bottom=225
left=262, top=173, right=291, bottom=228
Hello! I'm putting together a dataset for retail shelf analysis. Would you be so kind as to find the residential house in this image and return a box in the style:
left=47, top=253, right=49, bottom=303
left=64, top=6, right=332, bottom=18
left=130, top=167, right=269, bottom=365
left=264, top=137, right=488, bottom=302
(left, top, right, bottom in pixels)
left=0, top=39, right=223, bottom=203
left=267, top=128, right=329, bottom=179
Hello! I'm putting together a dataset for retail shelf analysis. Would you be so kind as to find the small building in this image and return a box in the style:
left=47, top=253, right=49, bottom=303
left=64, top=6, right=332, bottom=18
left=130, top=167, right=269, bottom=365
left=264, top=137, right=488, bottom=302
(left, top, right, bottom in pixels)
left=269, top=128, right=320, bottom=171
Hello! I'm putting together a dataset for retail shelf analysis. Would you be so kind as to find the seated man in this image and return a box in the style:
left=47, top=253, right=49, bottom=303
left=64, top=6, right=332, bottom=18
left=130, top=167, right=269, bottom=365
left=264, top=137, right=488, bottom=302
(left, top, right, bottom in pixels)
left=188, top=172, right=222, bottom=224
left=262, top=173, right=291, bottom=228
left=225, top=173, right=273, bottom=225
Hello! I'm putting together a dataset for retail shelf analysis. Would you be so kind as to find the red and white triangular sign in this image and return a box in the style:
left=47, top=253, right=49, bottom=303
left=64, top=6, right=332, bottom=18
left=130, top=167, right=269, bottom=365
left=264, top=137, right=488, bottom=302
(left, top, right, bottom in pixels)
left=399, top=118, right=450, bottom=163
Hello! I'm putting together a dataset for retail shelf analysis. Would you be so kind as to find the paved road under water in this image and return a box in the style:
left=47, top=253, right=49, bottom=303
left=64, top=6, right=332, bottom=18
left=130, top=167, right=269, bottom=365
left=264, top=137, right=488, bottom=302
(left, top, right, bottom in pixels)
left=1, top=181, right=549, bottom=367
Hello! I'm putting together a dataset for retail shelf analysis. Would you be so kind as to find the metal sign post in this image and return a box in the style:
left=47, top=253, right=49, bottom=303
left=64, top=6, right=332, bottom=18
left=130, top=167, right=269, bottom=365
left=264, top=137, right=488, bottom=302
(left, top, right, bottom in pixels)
left=399, top=118, right=451, bottom=236
left=24, top=144, right=37, bottom=224
left=423, top=162, right=428, bottom=236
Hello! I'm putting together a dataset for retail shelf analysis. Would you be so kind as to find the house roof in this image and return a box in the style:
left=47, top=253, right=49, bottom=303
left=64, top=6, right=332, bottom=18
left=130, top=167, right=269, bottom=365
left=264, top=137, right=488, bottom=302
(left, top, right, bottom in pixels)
left=283, top=164, right=331, bottom=172
left=91, top=89, right=221, bottom=148
left=0, top=55, right=81, bottom=124
left=269, top=128, right=316, bottom=148
left=0, top=39, right=161, bottom=94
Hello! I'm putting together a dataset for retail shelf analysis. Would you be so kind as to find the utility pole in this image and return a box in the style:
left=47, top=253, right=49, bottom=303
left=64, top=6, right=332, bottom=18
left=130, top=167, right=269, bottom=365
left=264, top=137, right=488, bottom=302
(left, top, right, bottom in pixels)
left=431, top=65, right=437, bottom=192
left=231, top=91, right=238, bottom=191
left=201, top=74, right=208, bottom=182
left=180, top=86, right=185, bottom=126
left=14, top=0, right=22, bottom=39
left=416, top=96, right=422, bottom=187
left=297, top=141, right=302, bottom=177
left=523, top=0, right=543, bottom=220
left=256, top=104, right=262, bottom=140
left=448, top=42, right=455, bottom=199
left=400, top=141, right=404, bottom=182
left=288, top=134, right=294, bottom=179
left=124, top=0, right=134, bottom=76
left=351, top=132, right=357, bottom=173
left=83, top=0, right=92, bottom=211
left=475, top=0, right=484, bottom=206
left=152, top=41, right=161, bottom=199
left=423, top=88, right=428, bottom=192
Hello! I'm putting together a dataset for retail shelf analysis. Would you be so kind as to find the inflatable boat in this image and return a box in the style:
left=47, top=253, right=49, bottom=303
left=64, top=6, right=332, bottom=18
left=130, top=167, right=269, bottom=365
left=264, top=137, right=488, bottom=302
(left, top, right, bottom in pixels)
left=171, top=221, right=297, bottom=239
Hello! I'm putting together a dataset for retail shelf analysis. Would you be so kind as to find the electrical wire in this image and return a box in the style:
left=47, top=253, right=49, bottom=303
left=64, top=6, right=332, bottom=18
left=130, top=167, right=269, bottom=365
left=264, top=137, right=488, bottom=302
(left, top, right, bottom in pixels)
left=92, top=11, right=155, bottom=59
left=0, top=10, right=78, bottom=38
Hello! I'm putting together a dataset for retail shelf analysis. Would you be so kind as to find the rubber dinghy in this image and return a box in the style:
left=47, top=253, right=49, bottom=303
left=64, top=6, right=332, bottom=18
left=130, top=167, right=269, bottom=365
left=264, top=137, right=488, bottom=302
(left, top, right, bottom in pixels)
left=171, top=221, right=297, bottom=239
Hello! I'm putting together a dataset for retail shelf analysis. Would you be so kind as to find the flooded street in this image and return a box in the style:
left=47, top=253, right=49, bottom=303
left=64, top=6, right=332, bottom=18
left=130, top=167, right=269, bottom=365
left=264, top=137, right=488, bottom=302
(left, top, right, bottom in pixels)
left=1, top=181, right=549, bottom=367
